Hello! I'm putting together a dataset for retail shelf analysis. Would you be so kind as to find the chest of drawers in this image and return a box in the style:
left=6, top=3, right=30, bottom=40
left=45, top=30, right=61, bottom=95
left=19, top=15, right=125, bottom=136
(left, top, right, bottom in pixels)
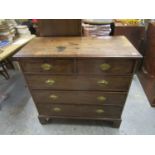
left=14, top=36, right=142, bottom=127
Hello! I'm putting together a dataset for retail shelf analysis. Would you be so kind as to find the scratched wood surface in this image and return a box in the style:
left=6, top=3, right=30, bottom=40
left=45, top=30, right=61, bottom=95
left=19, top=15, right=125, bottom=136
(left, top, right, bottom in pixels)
left=14, top=36, right=142, bottom=59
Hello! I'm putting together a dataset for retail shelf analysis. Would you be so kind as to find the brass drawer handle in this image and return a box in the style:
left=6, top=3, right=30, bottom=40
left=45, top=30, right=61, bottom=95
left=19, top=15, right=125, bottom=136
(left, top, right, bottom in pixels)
left=100, top=63, right=111, bottom=71
left=97, top=80, right=108, bottom=86
left=96, top=109, right=104, bottom=114
left=49, top=94, right=58, bottom=100
left=45, top=79, right=55, bottom=85
left=53, top=107, right=61, bottom=112
left=41, top=63, right=53, bottom=71
left=97, top=96, right=106, bottom=102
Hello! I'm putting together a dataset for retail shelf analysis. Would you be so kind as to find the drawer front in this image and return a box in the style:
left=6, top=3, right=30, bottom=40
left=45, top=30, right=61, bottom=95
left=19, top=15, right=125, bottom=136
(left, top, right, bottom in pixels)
left=36, top=104, right=123, bottom=119
left=26, top=75, right=131, bottom=91
left=77, top=59, right=134, bottom=75
left=32, top=90, right=127, bottom=105
left=20, top=59, right=74, bottom=74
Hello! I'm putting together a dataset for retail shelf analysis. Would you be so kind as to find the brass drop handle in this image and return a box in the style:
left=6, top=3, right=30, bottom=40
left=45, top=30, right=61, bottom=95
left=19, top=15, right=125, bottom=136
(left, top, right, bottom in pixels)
left=45, top=79, right=55, bottom=85
left=96, top=109, right=104, bottom=114
left=97, top=80, right=108, bottom=86
left=53, top=107, right=61, bottom=112
left=41, top=63, right=53, bottom=71
left=97, top=96, right=106, bottom=102
left=100, top=63, right=111, bottom=71
left=49, top=94, right=58, bottom=100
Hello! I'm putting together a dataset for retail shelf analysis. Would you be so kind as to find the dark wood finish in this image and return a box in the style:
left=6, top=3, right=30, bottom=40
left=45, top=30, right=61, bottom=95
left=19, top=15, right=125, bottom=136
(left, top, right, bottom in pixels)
left=36, top=103, right=123, bottom=119
left=20, top=58, right=135, bottom=75
left=143, top=22, right=155, bottom=77
left=38, top=115, right=121, bottom=125
left=114, top=24, right=145, bottom=53
left=137, top=22, right=155, bottom=107
left=77, top=59, right=135, bottom=75
left=31, top=90, right=127, bottom=105
left=14, top=36, right=141, bottom=127
left=138, top=71, right=155, bottom=107
left=38, top=115, right=50, bottom=124
left=112, top=119, right=122, bottom=128
left=26, top=75, right=131, bottom=91
left=38, top=19, right=82, bottom=37
left=20, top=58, right=74, bottom=74
left=113, top=24, right=145, bottom=72
left=144, top=57, right=155, bottom=77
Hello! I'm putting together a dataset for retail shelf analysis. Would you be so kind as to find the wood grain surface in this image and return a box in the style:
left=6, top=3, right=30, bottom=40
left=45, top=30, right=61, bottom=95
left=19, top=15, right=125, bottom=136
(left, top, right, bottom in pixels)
left=36, top=103, right=123, bottom=119
left=14, top=36, right=142, bottom=58
left=25, top=75, right=132, bottom=91
left=31, top=90, right=127, bottom=105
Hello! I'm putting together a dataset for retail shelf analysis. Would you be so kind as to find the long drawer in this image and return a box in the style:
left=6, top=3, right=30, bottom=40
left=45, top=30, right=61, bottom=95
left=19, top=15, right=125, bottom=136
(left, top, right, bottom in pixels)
left=20, top=58, right=74, bottom=74
left=31, top=90, right=127, bottom=105
left=26, top=75, right=131, bottom=91
left=36, top=103, right=123, bottom=119
left=77, top=59, right=134, bottom=75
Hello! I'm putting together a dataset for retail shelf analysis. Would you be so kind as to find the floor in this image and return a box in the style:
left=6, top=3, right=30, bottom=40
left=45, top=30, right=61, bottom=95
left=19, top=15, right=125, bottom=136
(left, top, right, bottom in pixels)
left=0, top=70, right=155, bottom=135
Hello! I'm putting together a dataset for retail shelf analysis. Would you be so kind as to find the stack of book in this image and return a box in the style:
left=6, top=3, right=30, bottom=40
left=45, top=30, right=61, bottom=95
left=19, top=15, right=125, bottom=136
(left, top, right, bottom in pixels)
left=0, top=20, right=17, bottom=44
left=82, top=20, right=112, bottom=37
left=16, top=25, right=31, bottom=37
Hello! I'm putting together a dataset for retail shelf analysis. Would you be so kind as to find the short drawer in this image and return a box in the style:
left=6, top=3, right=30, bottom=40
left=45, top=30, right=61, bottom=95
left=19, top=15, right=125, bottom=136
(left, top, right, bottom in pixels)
left=20, top=58, right=74, bottom=74
left=32, top=90, right=127, bottom=105
left=77, top=59, right=134, bottom=75
left=26, top=75, right=131, bottom=91
left=36, top=104, right=123, bottom=119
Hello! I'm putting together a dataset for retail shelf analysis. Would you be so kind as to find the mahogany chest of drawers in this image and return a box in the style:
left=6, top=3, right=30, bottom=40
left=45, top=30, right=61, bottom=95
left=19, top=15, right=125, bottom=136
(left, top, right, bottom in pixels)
left=14, top=36, right=142, bottom=127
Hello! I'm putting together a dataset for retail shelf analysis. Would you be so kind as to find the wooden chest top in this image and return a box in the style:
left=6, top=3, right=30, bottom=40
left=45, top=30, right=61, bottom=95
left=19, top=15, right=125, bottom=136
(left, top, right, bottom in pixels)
left=14, top=36, right=142, bottom=58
